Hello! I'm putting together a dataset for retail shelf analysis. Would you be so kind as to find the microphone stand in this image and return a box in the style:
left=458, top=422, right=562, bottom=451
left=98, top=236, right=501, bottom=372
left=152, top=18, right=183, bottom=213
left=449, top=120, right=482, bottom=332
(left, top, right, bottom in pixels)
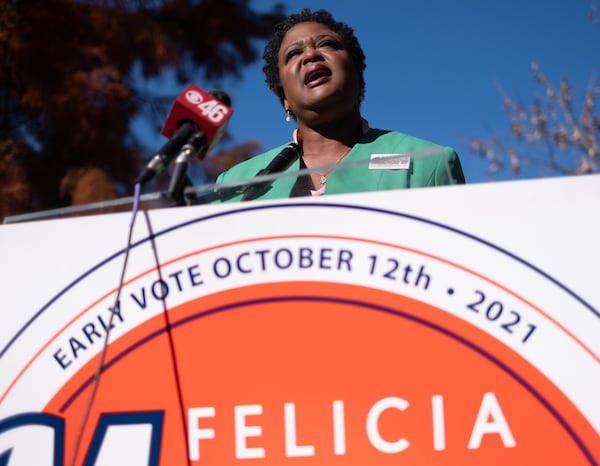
left=165, top=132, right=207, bottom=206
left=165, top=174, right=197, bottom=207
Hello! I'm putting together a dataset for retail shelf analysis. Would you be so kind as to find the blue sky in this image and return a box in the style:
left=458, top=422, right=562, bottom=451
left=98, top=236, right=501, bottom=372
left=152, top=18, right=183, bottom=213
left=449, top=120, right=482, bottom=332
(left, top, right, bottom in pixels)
left=141, top=0, right=599, bottom=185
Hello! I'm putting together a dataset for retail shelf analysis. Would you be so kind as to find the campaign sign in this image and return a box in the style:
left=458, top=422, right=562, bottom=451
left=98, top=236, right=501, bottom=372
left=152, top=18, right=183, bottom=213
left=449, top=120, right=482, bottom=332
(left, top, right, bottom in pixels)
left=0, top=175, right=598, bottom=465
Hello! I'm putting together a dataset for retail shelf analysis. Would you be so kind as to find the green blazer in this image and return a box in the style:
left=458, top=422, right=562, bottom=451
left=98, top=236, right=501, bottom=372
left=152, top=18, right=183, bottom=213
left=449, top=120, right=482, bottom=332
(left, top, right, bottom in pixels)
left=215, top=129, right=465, bottom=202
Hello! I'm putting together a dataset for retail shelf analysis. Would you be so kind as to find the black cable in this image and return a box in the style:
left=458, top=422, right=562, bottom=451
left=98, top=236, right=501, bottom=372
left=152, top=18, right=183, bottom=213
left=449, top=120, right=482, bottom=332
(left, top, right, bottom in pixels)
left=142, top=209, right=191, bottom=466
left=68, top=182, right=142, bottom=466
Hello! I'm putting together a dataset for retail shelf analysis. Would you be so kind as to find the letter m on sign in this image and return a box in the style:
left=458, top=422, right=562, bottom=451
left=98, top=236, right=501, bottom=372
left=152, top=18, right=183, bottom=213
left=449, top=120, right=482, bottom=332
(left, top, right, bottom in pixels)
left=0, top=411, right=164, bottom=466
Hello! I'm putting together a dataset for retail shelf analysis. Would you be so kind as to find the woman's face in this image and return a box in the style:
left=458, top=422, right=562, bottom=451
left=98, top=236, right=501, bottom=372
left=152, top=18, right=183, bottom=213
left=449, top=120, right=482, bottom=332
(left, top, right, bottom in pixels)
left=278, top=21, right=361, bottom=123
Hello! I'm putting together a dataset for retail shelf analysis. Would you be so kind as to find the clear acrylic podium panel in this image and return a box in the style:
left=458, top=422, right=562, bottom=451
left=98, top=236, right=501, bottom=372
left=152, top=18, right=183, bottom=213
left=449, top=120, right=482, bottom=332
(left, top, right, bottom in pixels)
left=3, top=149, right=457, bottom=224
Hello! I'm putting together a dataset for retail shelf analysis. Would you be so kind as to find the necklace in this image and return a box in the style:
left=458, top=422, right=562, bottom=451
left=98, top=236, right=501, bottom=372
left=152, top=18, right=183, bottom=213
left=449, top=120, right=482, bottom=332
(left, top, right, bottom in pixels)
left=304, top=146, right=351, bottom=185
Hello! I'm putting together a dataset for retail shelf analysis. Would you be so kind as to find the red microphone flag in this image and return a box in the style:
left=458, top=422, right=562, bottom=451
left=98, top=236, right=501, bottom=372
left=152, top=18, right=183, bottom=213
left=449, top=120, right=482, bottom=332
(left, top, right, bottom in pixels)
left=161, top=84, right=234, bottom=159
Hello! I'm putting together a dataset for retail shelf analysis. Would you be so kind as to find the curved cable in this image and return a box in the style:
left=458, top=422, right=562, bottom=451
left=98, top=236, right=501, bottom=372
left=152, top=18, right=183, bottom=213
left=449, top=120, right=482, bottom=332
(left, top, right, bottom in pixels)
left=68, top=182, right=142, bottom=466
left=142, top=209, right=191, bottom=466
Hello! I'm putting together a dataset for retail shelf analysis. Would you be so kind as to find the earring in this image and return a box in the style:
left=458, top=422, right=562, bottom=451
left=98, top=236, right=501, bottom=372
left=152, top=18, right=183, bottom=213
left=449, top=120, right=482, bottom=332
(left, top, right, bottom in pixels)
left=285, top=108, right=291, bottom=123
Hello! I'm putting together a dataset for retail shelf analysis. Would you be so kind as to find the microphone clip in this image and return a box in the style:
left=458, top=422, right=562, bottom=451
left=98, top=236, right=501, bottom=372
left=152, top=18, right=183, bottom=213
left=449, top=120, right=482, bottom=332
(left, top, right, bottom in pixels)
left=240, top=143, right=300, bottom=201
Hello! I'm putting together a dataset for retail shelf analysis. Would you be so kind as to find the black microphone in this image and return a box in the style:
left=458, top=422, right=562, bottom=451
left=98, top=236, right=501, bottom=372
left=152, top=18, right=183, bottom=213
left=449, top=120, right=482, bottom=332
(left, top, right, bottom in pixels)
left=135, top=122, right=196, bottom=185
left=241, top=143, right=300, bottom=201
left=255, top=143, right=300, bottom=176
left=166, top=91, right=232, bottom=204
left=136, top=85, right=233, bottom=186
left=165, top=132, right=208, bottom=205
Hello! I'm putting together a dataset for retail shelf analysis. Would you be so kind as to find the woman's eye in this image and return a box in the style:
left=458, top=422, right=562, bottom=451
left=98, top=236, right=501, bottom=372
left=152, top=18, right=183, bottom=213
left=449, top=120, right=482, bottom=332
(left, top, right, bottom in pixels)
left=285, top=49, right=301, bottom=60
left=318, top=40, right=340, bottom=49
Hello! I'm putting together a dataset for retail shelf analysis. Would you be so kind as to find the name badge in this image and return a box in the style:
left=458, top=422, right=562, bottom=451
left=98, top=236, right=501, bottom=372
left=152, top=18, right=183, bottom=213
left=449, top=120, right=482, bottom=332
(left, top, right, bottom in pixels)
left=369, top=154, right=411, bottom=170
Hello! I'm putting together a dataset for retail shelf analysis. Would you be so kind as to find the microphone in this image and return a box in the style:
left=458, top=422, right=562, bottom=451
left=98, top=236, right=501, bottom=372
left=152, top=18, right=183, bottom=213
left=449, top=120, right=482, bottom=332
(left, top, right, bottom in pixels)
left=136, top=85, right=233, bottom=186
left=254, top=143, right=300, bottom=177
left=166, top=132, right=208, bottom=205
left=241, top=142, right=300, bottom=201
left=166, top=91, right=232, bottom=204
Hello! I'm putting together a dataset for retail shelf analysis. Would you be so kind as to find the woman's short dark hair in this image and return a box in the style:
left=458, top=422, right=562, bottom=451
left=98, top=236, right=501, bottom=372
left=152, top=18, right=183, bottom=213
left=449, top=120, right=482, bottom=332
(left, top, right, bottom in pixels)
left=262, top=8, right=366, bottom=107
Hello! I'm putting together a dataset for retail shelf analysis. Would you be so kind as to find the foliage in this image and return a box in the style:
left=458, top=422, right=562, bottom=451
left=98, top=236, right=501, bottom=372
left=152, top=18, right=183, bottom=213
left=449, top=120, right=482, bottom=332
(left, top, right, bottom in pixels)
left=0, top=0, right=285, bottom=219
left=470, top=65, right=599, bottom=177
left=469, top=6, right=599, bottom=178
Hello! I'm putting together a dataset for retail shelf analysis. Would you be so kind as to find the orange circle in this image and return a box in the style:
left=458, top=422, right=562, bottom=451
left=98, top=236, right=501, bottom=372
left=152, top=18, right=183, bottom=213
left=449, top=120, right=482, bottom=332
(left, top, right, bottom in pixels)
left=46, top=282, right=600, bottom=465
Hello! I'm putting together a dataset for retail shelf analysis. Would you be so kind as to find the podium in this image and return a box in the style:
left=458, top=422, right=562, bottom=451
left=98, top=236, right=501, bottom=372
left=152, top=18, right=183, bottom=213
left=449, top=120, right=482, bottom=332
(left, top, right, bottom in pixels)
left=1, top=171, right=599, bottom=465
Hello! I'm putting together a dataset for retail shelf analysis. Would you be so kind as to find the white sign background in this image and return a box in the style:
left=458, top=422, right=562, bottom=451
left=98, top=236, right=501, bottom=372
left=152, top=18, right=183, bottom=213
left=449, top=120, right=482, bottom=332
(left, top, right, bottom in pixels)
left=0, top=175, right=598, bottom=465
